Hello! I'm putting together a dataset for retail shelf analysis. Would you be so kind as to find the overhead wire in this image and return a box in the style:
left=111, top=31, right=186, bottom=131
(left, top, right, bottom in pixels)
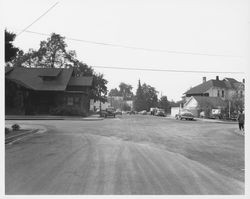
left=21, top=30, right=243, bottom=58
left=90, top=65, right=245, bottom=74
left=16, top=2, right=59, bottom=37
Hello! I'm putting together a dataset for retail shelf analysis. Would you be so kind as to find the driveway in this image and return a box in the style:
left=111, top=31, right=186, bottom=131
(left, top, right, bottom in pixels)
left=5, top=115, right=244, bottom=194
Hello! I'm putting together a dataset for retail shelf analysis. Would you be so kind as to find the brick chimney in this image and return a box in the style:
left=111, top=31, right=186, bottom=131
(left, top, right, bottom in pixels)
left=202, top=77, right=206, bottom=83
left=216, top=76, right=219, bottom=80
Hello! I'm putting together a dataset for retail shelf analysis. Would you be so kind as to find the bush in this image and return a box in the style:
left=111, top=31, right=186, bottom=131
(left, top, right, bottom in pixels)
left=49, top=106, right=87, bottom=116
left=12, top=124, right=20, bottom=131
left=5, top=127, right=10, bottom=134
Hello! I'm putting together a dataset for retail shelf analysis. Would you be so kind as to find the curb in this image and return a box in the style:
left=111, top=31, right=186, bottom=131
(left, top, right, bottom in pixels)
left=5, top=116, right=104, bottom=121
left=195, top=118, right=237, bottom=124
left=5, top=129, right=39, bottom=144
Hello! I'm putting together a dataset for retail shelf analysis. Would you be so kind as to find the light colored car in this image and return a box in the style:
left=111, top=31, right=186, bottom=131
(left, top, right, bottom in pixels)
left=139, top=110, right=147, bottom=115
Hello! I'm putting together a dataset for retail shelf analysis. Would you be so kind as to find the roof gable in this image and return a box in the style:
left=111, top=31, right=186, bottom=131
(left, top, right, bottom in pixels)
left=5, top=67, right=73, bottom=91
left=185, top=80, right=213, bottom=95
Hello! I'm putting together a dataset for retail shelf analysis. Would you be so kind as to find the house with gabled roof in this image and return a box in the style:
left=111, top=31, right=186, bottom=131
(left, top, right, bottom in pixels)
left=183, top=76, right=245, bottom=117
left=5, top=67, right=93, bottom=115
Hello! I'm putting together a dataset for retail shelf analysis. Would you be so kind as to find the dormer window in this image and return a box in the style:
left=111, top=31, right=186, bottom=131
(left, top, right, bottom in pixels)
left=38, top=69, right=61, bottom=81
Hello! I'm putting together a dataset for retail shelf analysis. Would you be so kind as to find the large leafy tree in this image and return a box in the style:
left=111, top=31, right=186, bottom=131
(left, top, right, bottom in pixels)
left=119, top=82, right=133, bottom=100
left=5, top=30, right=19, bottom=62
left=159, top=96, right=170, bottom=113
left=108, top=82, right=133, bottom=100
left=141, top=83, right=158, bottom=111
left=13, top=33, right=77, bottom=68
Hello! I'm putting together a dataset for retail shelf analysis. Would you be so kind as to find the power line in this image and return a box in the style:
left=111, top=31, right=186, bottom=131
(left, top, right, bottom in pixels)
left=91, top=65, right=245, bottom=74
left=21, top=30, right=242, bottom=58
left=16, top=2, right=59, bottom=37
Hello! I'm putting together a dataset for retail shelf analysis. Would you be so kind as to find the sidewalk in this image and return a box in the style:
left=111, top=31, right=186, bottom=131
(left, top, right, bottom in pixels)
left=5, top=114, right=104, bottom=121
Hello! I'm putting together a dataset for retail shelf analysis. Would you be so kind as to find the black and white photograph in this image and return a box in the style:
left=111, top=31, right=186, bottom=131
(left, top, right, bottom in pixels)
left=1, top=0, right=248, bottom=197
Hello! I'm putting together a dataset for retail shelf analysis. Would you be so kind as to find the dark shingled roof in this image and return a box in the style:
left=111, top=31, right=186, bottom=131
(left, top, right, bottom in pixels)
left=38, top=69, right=62, bottom=77
left=193, top=96, right=227, bottom=108
left=5, top=67, right=14, bottom=74
left=5, top=67, right=73, bottom=91
left=68, top=76, right=93, bottom=86
left=184, top=78, right=241, bottom=95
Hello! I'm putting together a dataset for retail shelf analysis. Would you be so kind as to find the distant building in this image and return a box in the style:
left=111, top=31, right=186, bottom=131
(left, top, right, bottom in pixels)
left=89, top=99, right=110, bottom=111
left=5, top=67, right=93, bottom=115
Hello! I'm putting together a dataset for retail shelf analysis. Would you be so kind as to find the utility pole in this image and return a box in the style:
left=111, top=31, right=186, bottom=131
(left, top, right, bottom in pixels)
left=228, top=100, right=231, bottom=118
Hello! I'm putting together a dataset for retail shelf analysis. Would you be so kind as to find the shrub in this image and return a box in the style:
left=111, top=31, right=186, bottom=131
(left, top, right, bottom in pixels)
left=12, top=124, right=20, bottom=131
left=49, top=106, right=87, bottom=116
left=5, top=127, right=10, bottom=134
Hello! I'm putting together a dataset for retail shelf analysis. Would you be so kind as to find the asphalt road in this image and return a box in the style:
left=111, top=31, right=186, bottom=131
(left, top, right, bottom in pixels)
left=5, top=115, right=244, bottom=195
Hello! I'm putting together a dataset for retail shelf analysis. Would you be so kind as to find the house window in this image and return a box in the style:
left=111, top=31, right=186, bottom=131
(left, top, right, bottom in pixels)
left=67, top=97, right=73, bottom=105
left=240, top=91, right=243, bottom=98
left=217, top=90, right=220, bottom=97
left=222, top=90, right=224, bottom=97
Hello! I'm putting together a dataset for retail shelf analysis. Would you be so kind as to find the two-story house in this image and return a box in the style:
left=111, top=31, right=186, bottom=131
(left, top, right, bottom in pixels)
left=183, top=76, right=245, bottom=117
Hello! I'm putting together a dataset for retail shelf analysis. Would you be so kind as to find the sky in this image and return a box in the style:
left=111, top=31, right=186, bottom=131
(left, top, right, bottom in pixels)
left=1, top=0, right=249, bottom=101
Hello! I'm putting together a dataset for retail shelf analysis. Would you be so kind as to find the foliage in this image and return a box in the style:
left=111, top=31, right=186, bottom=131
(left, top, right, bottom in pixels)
left=91, top=73, right=108, bottom=103
left=72, top=62, right=108, bottom=102
left=13, top=33, right=77, bottom=68
left=119, top=82, right=133, bottom=100
left=158, top=96, right=170, bottom=112
left=141, top=83, right=158, bottom=111
left=134, top=80, right=158, bottom=111
left=133, top=80, right=146, bottom=111
left=109, top=82, right=133, bottom=100
left=5, top=30, right=20, bottom=62
left=109, top=88, right=121, bottom=96
left=122, top=102, right=131, bottom=111
left=49, top=105, right=87, bottom=116
left=12, top=124, right=20, bottom=131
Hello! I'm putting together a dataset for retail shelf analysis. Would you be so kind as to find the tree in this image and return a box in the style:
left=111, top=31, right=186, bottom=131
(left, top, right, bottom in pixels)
left=159, top=96, right=170, bottom=113
left=5, top=30, right=19, bottom=62
left=141, top=83, right=158, bottom=111
left=108, top=82, right=133, bottom=100
left=133, top=80, right=146, bottom=111
left=14, top=33, right=77, bottom=68
left=119, top=82, right=133, bottom=100
left=108, top=88, right=121, bottom=96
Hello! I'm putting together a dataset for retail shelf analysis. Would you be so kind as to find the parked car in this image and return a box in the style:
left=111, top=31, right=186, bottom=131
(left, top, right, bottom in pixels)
left=139, top=110, right=147, bottom=115
left=115, top=109, right=122, bottom=115
left=155, top=110, right=166, bottom=117
left=101, top=107, right=116, bottom=118
left=175, top=112, right=194, bottom=120
left=209, top=114, right=223, bottom=120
